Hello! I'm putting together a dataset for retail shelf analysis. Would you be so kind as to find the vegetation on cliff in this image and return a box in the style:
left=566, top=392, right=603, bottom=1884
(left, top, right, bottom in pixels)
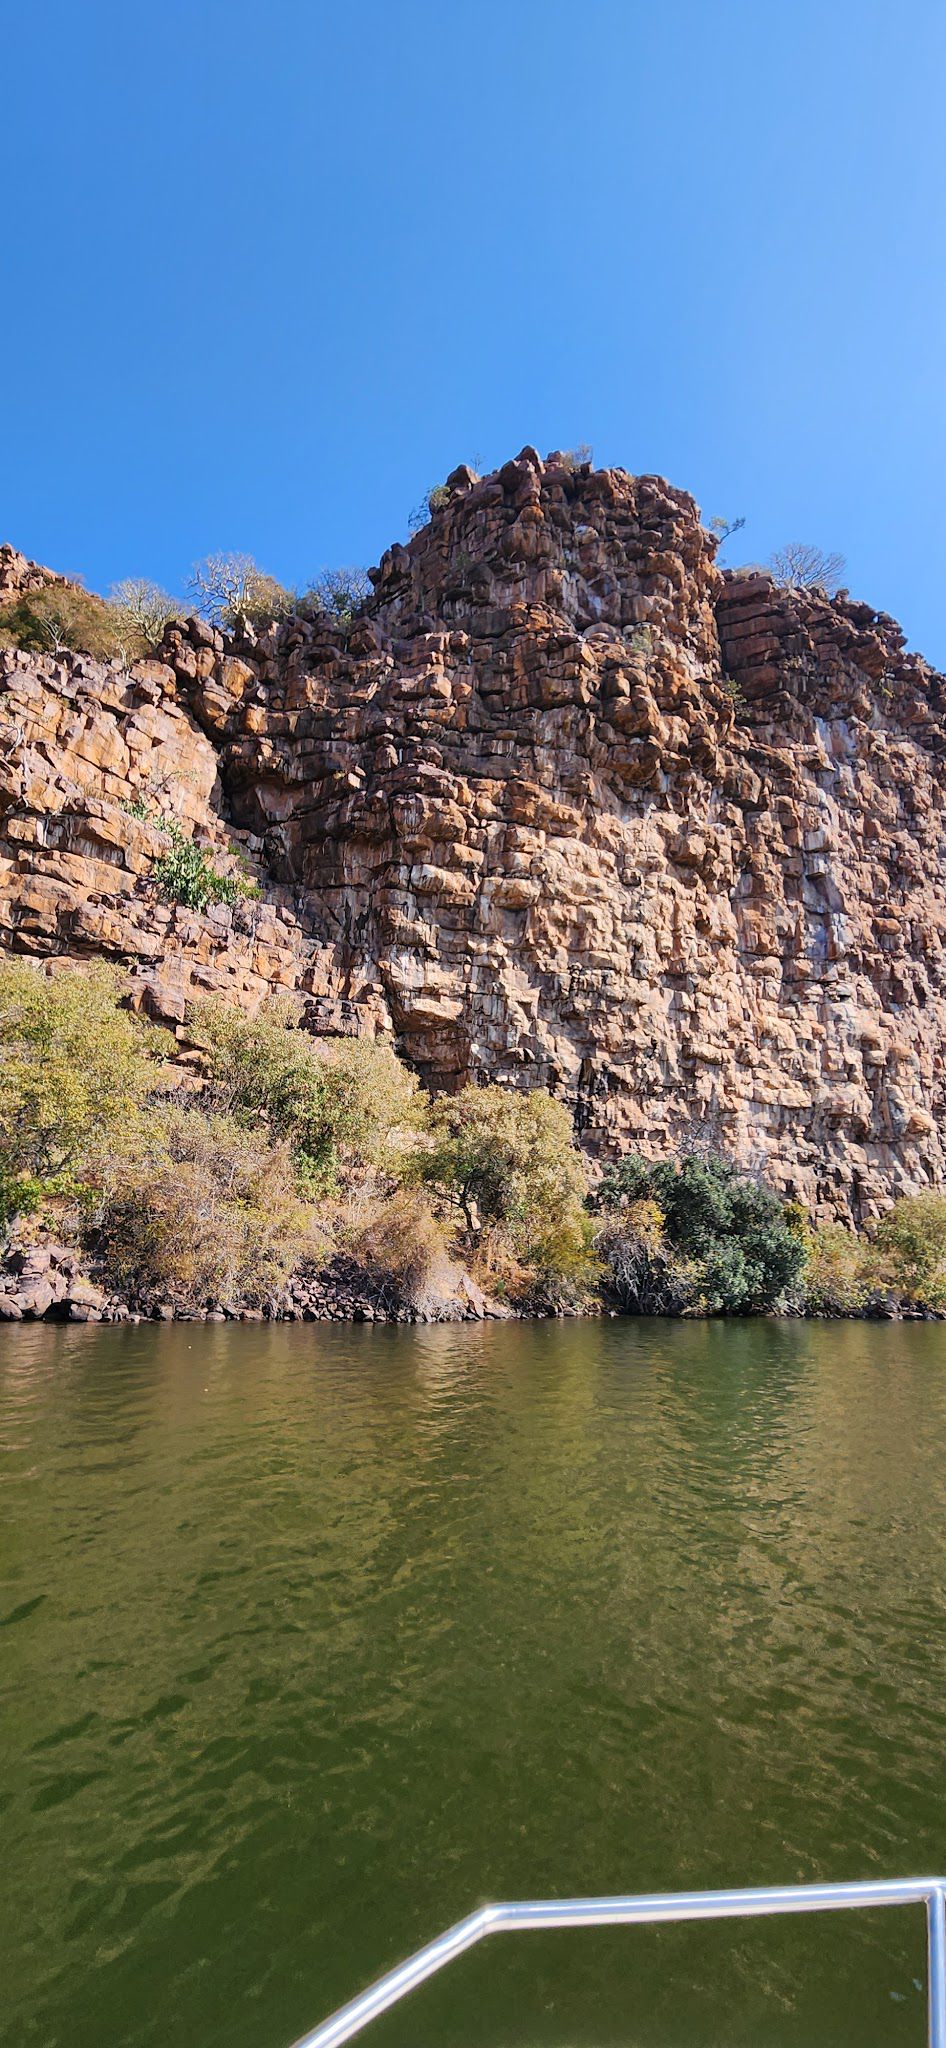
left=0, top=547, right=372, bottom=665
left=121, top=801, right=261, bottom=913
left=2, top=453, right=943, bottom=1234
left=0, top=964, right=590, bottom=1316
left=1, top=962, right=943, bottom=1323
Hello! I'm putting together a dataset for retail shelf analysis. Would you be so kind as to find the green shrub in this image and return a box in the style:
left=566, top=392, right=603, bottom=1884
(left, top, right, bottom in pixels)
left=91, top=1107, right=317, bottom=1312
left=0, top=962, right=161, bottom=1228
left=0, top=584, right=135, bottom=662
left=802, top=1223, right=871, bottom=1315
left=871, top=1193, right=946, bottom=1309
left=191, top=998, right=421, bottom=1190
left=153, top=819, right=253, bottom=911
left=596, top=1153, right=804, bottom=1314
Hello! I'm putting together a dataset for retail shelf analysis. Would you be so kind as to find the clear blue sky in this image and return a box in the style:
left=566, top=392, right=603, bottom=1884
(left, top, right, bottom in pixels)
left=4, top=0, right=946, bottom=661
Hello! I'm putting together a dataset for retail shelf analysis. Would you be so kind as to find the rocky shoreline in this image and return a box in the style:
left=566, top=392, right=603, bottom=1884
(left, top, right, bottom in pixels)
left=0, top=1240, right=533, bottom=1325
left=1, top=1240, right=941, bottom=1326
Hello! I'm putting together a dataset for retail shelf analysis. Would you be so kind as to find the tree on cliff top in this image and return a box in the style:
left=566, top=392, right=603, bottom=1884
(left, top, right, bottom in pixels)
left=303, top=567, right=371, bottom=624
left=188, top=552, right=294, bottom=629
left=109, top=579, right=181, bottom=650
left=769, top=541, right=846, bottom=595
left=0, top=583, right=133, bottom=662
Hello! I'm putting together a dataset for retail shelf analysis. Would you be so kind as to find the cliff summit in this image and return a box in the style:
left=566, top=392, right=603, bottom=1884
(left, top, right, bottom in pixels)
left=2, top=449, right=944, bottom=1222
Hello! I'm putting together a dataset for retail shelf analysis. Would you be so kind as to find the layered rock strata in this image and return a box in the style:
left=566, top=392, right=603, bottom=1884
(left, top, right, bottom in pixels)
left=3, top=449, right=946, bottom=1221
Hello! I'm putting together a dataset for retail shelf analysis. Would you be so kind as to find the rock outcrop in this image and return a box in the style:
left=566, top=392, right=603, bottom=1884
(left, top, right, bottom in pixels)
left=3, top=448, right=946, bottom=1222
left=0, top=542, right=68, bottom=608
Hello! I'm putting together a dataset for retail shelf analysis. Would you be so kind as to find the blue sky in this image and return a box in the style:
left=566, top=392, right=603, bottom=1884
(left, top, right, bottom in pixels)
left=4, top=0, right=946, bottom=661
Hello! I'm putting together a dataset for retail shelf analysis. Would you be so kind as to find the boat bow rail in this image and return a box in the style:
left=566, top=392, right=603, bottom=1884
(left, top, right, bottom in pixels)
left=290, top=1877, right=946, bottom=2048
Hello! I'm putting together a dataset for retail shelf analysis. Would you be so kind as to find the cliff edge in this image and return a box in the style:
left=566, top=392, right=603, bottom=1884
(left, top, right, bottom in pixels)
left=3, top=451, right=944, bottom=1222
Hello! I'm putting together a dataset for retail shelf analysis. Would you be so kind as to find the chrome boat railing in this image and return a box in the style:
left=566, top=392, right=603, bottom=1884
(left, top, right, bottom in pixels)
left=290, top=1877, right=946, bottom=2048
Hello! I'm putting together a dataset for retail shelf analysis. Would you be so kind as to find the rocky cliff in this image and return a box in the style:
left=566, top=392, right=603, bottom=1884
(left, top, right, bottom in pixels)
left=3, top=451, right=945, bottom=1222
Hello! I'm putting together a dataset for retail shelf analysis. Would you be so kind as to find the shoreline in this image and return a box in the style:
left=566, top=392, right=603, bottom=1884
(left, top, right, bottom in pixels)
left=1, top=1241, right=941, bottom=1328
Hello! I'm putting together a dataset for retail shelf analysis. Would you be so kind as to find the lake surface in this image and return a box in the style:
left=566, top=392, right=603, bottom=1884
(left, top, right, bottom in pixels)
left=3, top=1319, right=946, bottom=2048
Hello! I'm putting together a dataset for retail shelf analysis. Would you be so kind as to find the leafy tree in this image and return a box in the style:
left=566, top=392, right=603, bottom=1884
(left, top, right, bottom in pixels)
left=413, top=1085, right=597, bottom=1306
left=596, top=1153, right=804, bottom=1314
left=190, top=998, right=420, bottom=1190
left=417, top=1084, right=586, bottom=1237
left=0, top=963, right=161, bottom=1227
left=872, top=1193, right=946, bottom=1308
left=769, top=542, right=846, bottom=595
left=0, top=584, right=131, bottom=662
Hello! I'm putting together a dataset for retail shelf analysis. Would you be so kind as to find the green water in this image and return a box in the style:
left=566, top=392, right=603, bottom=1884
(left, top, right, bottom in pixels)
left=2, top=1319, right=946, bottom=2048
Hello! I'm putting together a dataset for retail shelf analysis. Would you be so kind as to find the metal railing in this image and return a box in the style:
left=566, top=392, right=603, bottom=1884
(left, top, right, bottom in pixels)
left=290, top=1878, right=946, bottom=2048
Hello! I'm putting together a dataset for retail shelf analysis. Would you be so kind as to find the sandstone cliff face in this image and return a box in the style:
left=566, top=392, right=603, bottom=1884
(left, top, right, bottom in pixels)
left=3, top=448, right=945, bottom=1221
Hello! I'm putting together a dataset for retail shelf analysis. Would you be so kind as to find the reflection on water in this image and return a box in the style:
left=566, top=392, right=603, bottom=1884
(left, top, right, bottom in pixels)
left=2, top=1318, right=946, bottom=2046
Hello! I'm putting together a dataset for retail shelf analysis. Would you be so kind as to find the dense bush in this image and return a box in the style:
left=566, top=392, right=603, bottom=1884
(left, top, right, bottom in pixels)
left=596, top=1153, right=805, bottom=1314
left=0, top=584, right=135, bottom=662
left=525, top=1210, right=602, bottom=1310
left=871, top=1193, right=946, bottom=1309
left=0, top=962, right=161, bottom=1228
left=415, top=1084, right=597, bottom=1304
left=594, top=1198, right=693, bottom=1314
left=191, top=998, right=421, bottom=1190
left=91, top=1108, right=316, bottom=1312
left=349, top=1191, right=456, bottom=1315
left=802, top=1223, right=871, bottom=1315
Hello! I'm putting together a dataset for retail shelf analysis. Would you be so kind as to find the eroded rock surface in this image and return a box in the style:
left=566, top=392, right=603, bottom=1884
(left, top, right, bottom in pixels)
left=3, top=450, right=946, bottom=1220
